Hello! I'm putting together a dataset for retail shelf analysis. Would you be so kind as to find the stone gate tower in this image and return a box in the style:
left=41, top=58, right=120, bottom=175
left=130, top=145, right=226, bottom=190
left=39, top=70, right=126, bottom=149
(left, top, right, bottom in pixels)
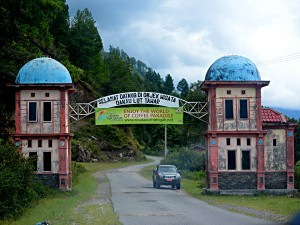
left=201, top=55, right=296, bottom=194
left=12, top=57, right=75, bottom=190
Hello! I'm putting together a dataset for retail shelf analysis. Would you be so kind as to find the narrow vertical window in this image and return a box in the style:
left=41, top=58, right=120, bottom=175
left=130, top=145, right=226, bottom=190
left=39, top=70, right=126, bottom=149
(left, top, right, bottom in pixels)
left=237, top=138, right=241, bottom=146
left=43, top=102, right=52, bottom=122
left=43, top=152, right=52, bottom=171
left=242, top=150, right=250, bottom=170
left=29, top=152, right=38, bottom=171
left=273, top=139, right=277, bottom=146
left=247, top=138, right=251, bottom=146
left=228, top=150, right=236, bottom=170
left=225, top=99, right=234, bottom=119
left=28, top=102, right=37, bottom=122
left=28, top=140, right=32, bottom=148
left=48, top=140, right=52, bottom=148
left=240, top=99, right=248, bottom=119
left=226, top=138, right=231, bottom=146
left=38, top=140, right=42, bottom=148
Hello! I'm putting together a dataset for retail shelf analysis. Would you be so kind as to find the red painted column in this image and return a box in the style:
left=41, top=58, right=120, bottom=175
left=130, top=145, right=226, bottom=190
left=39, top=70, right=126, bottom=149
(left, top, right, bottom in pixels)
left=15, top=90, right=21, bottom=134
left=286, top=128, right=295, bottom=189
left=208, top=134, right=218, bottom=190
left=256, top=86, right=262, bottom=130
left=210, top=86, right=217, bottom=131
left=257, top=135, right=265, bottom=190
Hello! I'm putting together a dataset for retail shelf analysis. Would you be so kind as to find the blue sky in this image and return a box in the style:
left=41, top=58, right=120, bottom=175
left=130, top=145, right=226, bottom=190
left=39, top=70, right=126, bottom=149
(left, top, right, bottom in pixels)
left=67, top=0, right=300, bottom=110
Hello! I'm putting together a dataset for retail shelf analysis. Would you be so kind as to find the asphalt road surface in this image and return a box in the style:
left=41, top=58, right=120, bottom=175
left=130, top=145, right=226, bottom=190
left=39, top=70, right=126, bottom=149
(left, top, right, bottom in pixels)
left=107, top=157, right=279, bottom=225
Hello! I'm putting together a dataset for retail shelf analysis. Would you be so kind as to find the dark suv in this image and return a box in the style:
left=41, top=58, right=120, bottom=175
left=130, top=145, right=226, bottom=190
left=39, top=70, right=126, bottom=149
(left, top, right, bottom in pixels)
left=152, top=165, right=181, bottom=189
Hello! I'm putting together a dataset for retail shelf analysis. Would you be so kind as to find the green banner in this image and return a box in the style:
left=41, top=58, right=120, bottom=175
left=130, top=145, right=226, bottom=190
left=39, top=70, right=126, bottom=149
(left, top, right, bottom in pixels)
left=95, top=107, right=183, bottom=125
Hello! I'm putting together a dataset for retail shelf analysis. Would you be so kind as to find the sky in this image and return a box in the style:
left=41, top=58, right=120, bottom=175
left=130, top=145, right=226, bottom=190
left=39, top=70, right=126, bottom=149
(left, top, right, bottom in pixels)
left=66, top=0, right=300, bottom=110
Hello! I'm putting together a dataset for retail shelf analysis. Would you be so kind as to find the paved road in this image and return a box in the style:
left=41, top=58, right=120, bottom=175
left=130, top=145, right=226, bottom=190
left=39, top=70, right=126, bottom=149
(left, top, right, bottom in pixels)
left=107, top=157, right=278, bottom=225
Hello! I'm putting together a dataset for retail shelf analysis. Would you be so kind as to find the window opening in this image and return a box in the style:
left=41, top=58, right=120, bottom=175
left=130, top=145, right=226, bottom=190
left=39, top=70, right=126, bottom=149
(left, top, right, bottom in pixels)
left=28, top=102, right=37, bottom=122
left=31, top=93, right=35, bottom=97
left=43, top=102, right=52, bottom=122
left=226, top=138, right=231, bottom=146
left=241, top=90, right=246, bottom=94
left=242, top=150, right=250, bottom=170
left=48, top=140, right=52, bottom=148
left=225, top=99, right=234, bottom=119
left=227, top=150, right=236, bottom=170
left=43, top=152, right=51, bottom=171
left=247, top=138, right=251, bottom=146
left=38, top=140, right=42, bottom=148
left=45, top=93, right=50, bottom=97
left=29, top=152, right=38, bottom=171
left=28, top=140, right=32, bottom=148
left=227, top=90, right=231, bottom=95
left=240, top=99, right=248, bottom=119
left=273, top=139, right=277, bottom=146
left=237, top=138, right=241, bottom=146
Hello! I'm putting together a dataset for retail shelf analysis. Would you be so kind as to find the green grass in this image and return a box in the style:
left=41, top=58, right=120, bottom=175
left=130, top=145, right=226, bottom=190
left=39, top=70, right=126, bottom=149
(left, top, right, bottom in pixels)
left=140, top=165, right=300, bottom=222
left=0, top=159, right=151, bottom=225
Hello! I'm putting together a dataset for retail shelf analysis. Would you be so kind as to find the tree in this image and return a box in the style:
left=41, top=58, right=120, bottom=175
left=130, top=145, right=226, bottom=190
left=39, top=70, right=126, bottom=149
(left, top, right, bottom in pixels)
left=163, top=74, right=175, bottom=94
left=68, top=8, right=103, bottom=71
left=177, top=78, right=189, bottom=98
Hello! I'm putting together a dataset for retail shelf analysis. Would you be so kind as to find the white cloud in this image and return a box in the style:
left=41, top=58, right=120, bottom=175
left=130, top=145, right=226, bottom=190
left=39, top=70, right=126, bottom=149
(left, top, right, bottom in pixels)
left=67, top=0, right=300, bottom=110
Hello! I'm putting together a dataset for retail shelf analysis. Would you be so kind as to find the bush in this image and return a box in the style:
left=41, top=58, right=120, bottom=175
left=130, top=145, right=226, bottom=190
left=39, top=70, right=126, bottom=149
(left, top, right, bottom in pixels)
left=0, top=141, right=49, bottom=220
left=72, top=161, right=86, bottom=185
left=295, top=161, right=300, bottom=190
left=161, top=147, right=205, bottom=171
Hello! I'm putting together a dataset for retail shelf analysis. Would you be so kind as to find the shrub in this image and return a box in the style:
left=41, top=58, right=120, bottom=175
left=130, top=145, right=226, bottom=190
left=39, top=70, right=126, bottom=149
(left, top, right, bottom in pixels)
left=72, top=161, right=86, bottom=185
left=161, top=147, right=205, bottom=171
left=0, top=141, right=49, bottom=220
left=295, top=161, right=300, bottom=190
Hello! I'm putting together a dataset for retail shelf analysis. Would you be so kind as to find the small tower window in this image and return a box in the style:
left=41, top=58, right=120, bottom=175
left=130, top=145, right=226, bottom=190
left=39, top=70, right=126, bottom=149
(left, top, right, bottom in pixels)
left=226, top=138, right=231, bottom=146
left=227, top=90, right=231, bottom=95
left=239, top=99, right=248, bottom=119
left=28, top=140, right=32, bottom=148
left=273, top=139, right=277, bottom=146
left=28, top=102, right=37, bottom=122
left=43, top=152, right=52, bottom=171
left=237, top=138, right=241, bottom=146
left=38, top=140, right=42, bottom=148
left=31, top=93, right=35, bottom=97
left=225, top=99, right=234, bottom=119
left=48, top=140, right=52, bottom=148
left=43, top=102, right=52, bottom=122
left=241, top=90, right=246, bottom=95
left=228, top=150, right=236, bottom=170
left=247, top=138, right=251, bottom=146
left=45, top=93, right=50, bottom=97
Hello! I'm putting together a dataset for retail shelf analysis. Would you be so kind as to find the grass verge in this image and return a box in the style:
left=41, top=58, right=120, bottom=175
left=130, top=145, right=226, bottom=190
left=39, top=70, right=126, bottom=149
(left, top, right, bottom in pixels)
left=140, top=165, right=300, bottom=223
left=0, top=159, right=151, bottom=225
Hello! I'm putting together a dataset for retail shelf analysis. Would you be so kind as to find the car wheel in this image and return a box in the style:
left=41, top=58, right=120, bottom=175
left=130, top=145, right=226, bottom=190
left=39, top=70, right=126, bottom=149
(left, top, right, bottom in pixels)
left=153, top=180, right=156, bottom=188
left=176, top=183, right=181, bottom=190
left=172, top=184, right=175, bottom=189
left=156, top=181, right=160, bottom=189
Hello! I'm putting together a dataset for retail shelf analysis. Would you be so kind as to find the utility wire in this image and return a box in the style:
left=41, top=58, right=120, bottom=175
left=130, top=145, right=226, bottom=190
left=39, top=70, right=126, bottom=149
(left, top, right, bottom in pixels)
left=255, top=52, right=300, bottom=66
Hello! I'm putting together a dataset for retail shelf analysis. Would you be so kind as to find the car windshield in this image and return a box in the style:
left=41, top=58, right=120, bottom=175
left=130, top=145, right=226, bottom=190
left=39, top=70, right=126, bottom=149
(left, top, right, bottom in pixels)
left=158, top=166, right=176, bottom=173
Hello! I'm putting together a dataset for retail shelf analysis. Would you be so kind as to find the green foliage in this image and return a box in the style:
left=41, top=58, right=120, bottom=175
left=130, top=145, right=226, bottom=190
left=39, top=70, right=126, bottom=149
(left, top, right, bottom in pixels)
left=163, top=74, right=175, bottom=94
left=161, top=147, right=205, bottom=171
left=177, top=78, right=189, bottom=98
left=295, top=161, right=300, bottom=190
left=0, top=141, right=50, bottom=220
left=71, top=162, right=86, bottom=185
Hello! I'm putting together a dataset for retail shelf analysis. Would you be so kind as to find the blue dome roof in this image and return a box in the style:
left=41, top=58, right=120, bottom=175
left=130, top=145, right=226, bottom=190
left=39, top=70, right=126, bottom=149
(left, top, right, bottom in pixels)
left=205, top=55, right=261, bottom=81
left=16, top=57, right=72, bottom=84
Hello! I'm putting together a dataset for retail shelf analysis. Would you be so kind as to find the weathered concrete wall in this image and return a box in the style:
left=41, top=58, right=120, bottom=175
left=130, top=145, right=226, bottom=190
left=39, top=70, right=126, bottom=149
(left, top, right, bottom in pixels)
left=218, top=172, right=257, bottom=189
left=20, top=90, right=62, bottom=133
left=214, top=87, right=258, bottom=131
left=218, top=137, right=257, bottom=171
left=265, top=129, right=286, bottom=171
left=37, top=173, right=59, bottom=189
left=23, top=139, right=59, bottom=173
left=265, top=172, right=287, bottom=189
